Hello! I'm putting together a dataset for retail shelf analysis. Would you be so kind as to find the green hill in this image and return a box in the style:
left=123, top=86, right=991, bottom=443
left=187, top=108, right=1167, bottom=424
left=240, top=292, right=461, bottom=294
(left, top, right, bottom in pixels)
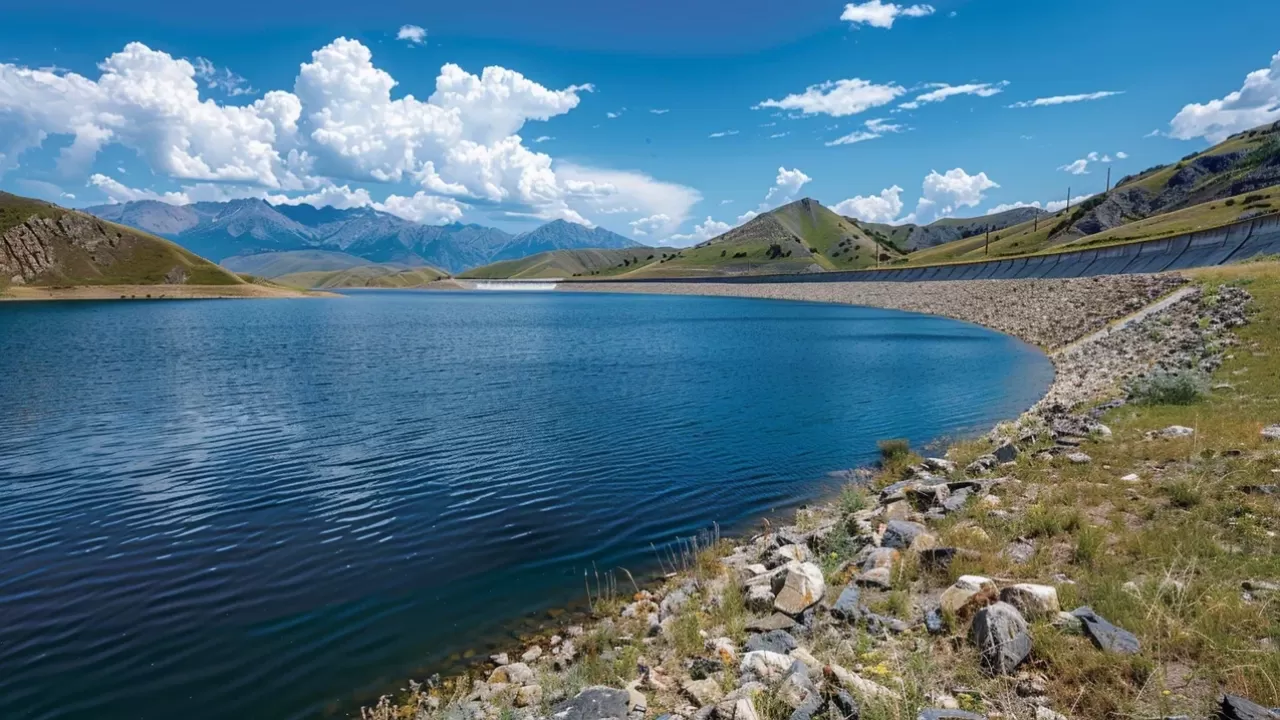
left=459, top=247, right=663, bottom=279
left=858, top=206, right=1047, bottom=253
left=912, top=120, right=1280, bottom=264
left=0, top=192, right=244, bottom=288
left=623, top=198, right=899, bottom=278
left=274, top=265, right=449, bottom=289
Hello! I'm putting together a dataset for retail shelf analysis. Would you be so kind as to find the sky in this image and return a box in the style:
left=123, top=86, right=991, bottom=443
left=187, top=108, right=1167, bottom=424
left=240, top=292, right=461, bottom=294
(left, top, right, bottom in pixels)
left=2, top=0, right=1280, bottom=246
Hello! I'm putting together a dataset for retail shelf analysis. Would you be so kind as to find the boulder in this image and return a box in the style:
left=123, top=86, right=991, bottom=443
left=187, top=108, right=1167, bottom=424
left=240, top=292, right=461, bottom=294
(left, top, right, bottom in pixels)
left=831, top=585, right=863, bottom=621
left=923, top=457, right=958, bottom=474
left=966, top=455, right=998, bottom=475
left=861, top=547, right=900, bottom=572
left=882, top=520, right=929, bottom=550
left=516, top=685, right=544, bottom=708
left=746, top=613, right=797, bottom=633
left=745, top=629, right=798, bottom=655
left=551, top=687, right=632, bottom=720
left=855, top=567, right=892, bottom=589
left=746, top=584, right=777, bottom=613
left=1262, top=425, right=1280, bottom=442
left=682, top=679, right=725, bottom=707
left=825, top=663, right=900, bottom=702
left=1218, top=693, right=1280, bottom=719
left=829, top=690, right=860, bottom=720
left=1065, top=451, right=1092, bottom=464
left=773, top=563, right=825, bottom=616
left=970, top=602, right=1032, bottom=675
left=729, top=698, right=762, bottom=720
left=741, top=650, right=802, bottom=683
left=1000, top=584, right=1060, bottom=619
left=489, top=662, right=535, bottom=685
left=769, top=544, right=810, bottom=568
left=940, top=575, right=997, bottom=617
left=1071, top=606, right=1140, bottom=655
left=994, top=441, right=1019, bottom=464
left=1161, top=425, right=1196, bottom=438
left=522, top=645, right=543, bottom=663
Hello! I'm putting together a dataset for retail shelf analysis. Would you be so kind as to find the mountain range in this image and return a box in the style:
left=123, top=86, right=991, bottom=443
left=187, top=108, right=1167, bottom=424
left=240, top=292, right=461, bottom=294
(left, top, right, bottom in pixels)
left=84, top=199, right=639, bottom=273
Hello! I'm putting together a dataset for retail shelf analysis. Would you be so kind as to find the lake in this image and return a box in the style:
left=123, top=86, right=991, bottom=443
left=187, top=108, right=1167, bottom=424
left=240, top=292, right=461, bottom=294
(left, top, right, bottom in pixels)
left=0, top=290, right=1053, bottom=720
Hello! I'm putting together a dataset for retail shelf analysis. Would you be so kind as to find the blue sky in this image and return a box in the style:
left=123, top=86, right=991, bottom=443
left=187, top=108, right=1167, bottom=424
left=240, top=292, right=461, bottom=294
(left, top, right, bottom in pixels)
left=3, top=0, right=1280, bottom=244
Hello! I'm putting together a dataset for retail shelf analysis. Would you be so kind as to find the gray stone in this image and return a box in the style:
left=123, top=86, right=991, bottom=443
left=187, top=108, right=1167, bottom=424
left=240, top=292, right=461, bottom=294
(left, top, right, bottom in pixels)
left=746, top=613, right=797, bottom=632
left=994, top=441, right=1019, bottom=464
left=551, top=686, right=632, bottom=720
left=917, top=710, right=985, bottom=720
left=1066, top=451, right=1092, bottom=464
left=941, top=487, right=973, bottom=514
left=966, top=455, right=998, bottom=475
left=923, top=457, right=958, bottom=474
left=1072, top=606, right=1140, bottom=655
left=829, top=690, right=860, bottom=720
left=855, top=567, right=892, bottom=589
left=924, top=607, right=945, bottom=635
left=687, top=657, right=724, bottom=680
left=1161, top=425, right=1196, bottom=438
left=1262, top=425, right=1280, bottom=442
left=745, top=629, right=798, bottom=654
left=970, top=601, right=1032, bottom=675
left=1218, top=694, right=1280, bottom=719
left=882, top=520, right=929, bottom=550
left=746, top=584, right=776, bottom=613
left=831, top=585, right=863, bottom=622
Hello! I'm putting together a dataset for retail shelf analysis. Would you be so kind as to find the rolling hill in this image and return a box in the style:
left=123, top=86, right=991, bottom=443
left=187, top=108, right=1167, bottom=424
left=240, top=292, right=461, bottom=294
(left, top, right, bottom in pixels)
left=1, top=191, right=245, bottom=288
left=912, top=120, right=1280, bottom=264
left=463, top=198, right=902, bottom=279
left=274, top=265, right=450, bottom=289
left=859, top=206, right=1048, bottom=252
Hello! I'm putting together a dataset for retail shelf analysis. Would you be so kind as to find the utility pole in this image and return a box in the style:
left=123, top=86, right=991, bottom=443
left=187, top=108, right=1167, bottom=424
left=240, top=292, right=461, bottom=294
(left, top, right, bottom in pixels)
left=985, top=227, right=990, bottom=256
left=1106, top=167, right=1111, bottom=193
left=1034, top=214, right=1038, bottom=231
left=1066, top=186, right=1072, bottom=213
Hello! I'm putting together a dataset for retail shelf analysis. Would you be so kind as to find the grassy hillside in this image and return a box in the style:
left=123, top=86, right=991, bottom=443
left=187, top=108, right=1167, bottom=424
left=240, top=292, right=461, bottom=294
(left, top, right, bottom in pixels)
left=860, top=206, right=1047, bottom=253
left=221, top=250, right=381, bottom=278
left=913, top=120, right=1280, bottom=264
left=618, top=198, right=898, bottom=279
left=1, top=192, right=244, bottom=287
left=459, top=247, right=663, bottom=279
left=275, top=265, right=449, bottom=289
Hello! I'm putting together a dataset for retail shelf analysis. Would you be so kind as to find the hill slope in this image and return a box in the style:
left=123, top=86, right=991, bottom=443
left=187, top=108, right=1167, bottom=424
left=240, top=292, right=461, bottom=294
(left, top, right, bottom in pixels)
left=487, top=220, right=639, bottom=263
left=914, top=120, right=1280, bottom=264
left=621, top=198, right=900, bottom=278
left=275, top=265, right=449, bottom=289
left=860, top=206, right=1047, bottom=252
left=1, top=192, right=244, bottom=288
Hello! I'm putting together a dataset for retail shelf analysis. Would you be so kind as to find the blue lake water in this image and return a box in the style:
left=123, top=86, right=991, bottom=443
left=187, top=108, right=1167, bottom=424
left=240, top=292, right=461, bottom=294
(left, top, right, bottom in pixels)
left=0, top=290, right=1053, bottom=720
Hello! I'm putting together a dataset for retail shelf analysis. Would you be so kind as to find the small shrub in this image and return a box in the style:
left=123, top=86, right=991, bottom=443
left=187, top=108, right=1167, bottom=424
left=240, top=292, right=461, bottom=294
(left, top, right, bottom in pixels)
left=1129, top=369, right=1209, bottom=406
left=1164, top=480, right=1203, bottom=509
left=839, top=485, right=867, bottom=515
left=1226, top=198, right=1237, bottom=207
left=877, top=438, right=911, bottom=463
left=1074, top=524, right=1105, bottom=566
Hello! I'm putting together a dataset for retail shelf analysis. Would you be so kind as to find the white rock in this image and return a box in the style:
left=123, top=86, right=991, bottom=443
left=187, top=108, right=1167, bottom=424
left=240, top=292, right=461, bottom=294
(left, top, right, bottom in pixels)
left=772, top=562, right=825, bottom=616
left=521, top=646, right=543, bottom=663
left=1036, top=706, right=1067, bottom=720
left=741, top=650, right=797, bottom=683
left=1121, top=473, right=1140, bottom=482
left=731, top=697, right=761, bottom=720
left=1262, top=424, right=1280, bottom=441
left=1000, top=583, right=1060, bottom=619
left=826, top=663, right=901, bottom=702
left=516, top=685, right=543, bottom=707
left=1161, top=425, right=1196, bottom=438
left=489, top=662, right=534, bottom=685
left=682, top=678, right=725, bottom=706
left=1066, top=451, right=1092, bottom=464
left=940, top=575, right=997, bottom=616
left=490, top=653, right=510, bottom=666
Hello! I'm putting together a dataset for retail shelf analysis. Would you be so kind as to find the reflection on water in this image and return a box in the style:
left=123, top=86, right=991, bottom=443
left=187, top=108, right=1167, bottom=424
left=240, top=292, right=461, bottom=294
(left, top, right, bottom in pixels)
left=0, top=291, right=1052, bottom=720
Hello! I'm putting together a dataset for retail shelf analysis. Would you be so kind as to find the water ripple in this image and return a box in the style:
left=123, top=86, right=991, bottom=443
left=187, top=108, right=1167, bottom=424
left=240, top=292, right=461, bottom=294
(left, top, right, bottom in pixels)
left=0, top=291, right=1051, bottom=720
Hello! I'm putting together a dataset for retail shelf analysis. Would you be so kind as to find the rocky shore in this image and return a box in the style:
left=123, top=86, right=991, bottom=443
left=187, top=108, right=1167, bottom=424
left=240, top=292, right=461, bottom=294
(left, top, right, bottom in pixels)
left=365, top=271, right=1277, bottom=720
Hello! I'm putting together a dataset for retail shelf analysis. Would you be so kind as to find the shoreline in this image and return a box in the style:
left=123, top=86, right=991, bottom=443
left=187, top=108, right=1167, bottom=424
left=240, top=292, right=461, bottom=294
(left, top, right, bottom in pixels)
left=0, top=283, right=340, bottom=301
left=360, top=268, right=1276, bottom=720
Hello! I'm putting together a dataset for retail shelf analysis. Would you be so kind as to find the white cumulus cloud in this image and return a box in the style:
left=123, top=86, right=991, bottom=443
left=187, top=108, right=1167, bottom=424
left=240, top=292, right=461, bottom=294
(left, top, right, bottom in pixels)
left=908, top=168, right=999, bottom=224
left=833, top=185, right=904, bottom=223
left=840, top=0, right=935, bottom=29
left=1168, top=50, right=1280, bottom=143
left=0, top=37, right=694, bottom=229
left=755, top=78, right=905, bottom=117
left=668, top=216, right=732, bottom=245
left=629, top=213, right=670, bottom=237
left=397, top=25, right=427, bottom=45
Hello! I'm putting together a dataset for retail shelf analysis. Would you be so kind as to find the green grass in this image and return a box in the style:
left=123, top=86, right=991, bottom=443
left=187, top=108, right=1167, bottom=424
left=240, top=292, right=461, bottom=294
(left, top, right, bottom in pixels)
left=275, top=265, right=448, bottom=289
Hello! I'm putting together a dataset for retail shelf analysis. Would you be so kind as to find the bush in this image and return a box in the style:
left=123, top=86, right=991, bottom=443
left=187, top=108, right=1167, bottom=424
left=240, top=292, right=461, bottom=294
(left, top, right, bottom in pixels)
left=1225, top=198, right=1237, bottom=207
left=877, top=438, right=911, bottom=463
left=1129, top=369, right=1209, bottom=406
